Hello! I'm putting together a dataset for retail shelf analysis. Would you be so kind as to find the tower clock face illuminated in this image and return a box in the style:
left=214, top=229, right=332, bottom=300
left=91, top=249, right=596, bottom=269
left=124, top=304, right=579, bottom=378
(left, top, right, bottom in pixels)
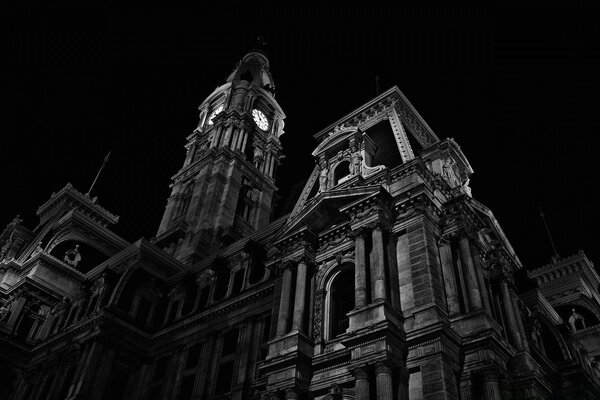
left=252, top=109, right=269, bottom=131
left=208, top=105, right=224, bottom=125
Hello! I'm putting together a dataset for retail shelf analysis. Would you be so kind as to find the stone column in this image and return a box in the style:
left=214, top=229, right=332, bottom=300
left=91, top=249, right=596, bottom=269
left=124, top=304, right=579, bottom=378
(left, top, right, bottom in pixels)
left=223, top=125, right=234, bottom=147
left=164, top=348, right=185, bottom=399
left=88, top=347, right=116, bottom=400
left=397, top=368, right=409, bottom=400
left=234, top=318, right=254, bottom=386
left=500, top=280, right=523, bottom=351
left=353, top=229, right=368, bottom=308
left=285, top=388, right=299, bottom=400
left=473, top=252, right=492, bottom=314
left=241, top=130, right=249, bottom=153
left=482, top=371, right=502, bottom=400
left=511, top=292, right=530, bottom=351
left=276, top=266, right=293, bottom=336
left=236, top=128, right=246, bottom=151
left=460, top=375, right=472, bottom=400
left=291, top=260, right=308, bottom=332
left=195, top=335, right=215, bottom=398
left=211, top=127, right=222, bottom=148
left=353, top=367, right=370, bottom=400
left=459, top=236, right=482, bottom=310
left=375, top=362, right=394, bottom=400
left=371, top=225, right=388, bottom=302
left=439, top=241, right=460, bottom=314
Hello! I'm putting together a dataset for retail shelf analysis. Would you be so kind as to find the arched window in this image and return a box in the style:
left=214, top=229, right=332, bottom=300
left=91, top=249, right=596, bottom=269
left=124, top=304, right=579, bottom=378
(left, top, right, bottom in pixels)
left=178, top=185, right=194, bottom=217
left=329, top=265, right=355, bottom=338
left=236, top=179, right=256, bottom=222
left=334, top=161, right=351, bottom=185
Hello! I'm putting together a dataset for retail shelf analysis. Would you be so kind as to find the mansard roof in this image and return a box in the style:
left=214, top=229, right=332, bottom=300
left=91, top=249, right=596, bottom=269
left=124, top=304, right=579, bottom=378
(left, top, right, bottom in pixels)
left=313, top=86, right=439, bottom=148
left=36, top=183, right=119, bottom=228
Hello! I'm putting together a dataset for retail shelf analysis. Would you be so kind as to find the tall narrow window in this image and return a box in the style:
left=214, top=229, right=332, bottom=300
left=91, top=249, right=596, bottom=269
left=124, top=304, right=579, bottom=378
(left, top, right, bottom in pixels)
left=148, top=355, right=169, bottom=400
left=215, top=328, right=239, bottom=395
left=236, top=178, right=255, bottom=221
left=178, top=184, right=193, bottom=218
left=330, top=266, right=355, bottom=338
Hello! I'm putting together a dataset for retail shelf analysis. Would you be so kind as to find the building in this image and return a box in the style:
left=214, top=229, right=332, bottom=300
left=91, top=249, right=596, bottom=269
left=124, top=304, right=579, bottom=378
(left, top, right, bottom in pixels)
left=1, top=48, right=600, bottom=400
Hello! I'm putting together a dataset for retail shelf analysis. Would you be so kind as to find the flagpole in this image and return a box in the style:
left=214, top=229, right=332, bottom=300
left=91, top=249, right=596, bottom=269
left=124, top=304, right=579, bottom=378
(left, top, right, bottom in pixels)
left=86, top=151, right=111, bottom=197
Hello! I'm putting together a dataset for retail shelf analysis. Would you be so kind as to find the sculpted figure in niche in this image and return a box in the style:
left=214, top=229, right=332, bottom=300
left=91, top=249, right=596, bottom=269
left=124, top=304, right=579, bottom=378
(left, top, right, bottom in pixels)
left=442, top=156, right=460, bottom=187
left=530, top=317, right=544, bottom=351
left=462, top=178, right=472, bottom=197
left=253, top=146, right=264, bottom=167
left=319, top=160, right=329, bottom=192
left=64, top=244, right=81, bottom=267
left=568, top=308, right=586, bottom=331
left=350, top=149, right=362, bottom=176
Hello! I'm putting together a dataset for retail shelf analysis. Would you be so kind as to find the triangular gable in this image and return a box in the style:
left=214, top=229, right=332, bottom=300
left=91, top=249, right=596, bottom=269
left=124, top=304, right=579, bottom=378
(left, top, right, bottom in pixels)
left=469, top=198, right=522, bottom=269
left=281, top=185, right=382, bottom=236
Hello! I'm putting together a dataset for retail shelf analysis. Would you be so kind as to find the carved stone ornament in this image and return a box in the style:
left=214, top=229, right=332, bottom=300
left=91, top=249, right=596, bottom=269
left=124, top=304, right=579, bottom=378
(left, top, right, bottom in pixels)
left=64, top=244, right=81, bottom=267
left=441, top=156, right=461, bottom=188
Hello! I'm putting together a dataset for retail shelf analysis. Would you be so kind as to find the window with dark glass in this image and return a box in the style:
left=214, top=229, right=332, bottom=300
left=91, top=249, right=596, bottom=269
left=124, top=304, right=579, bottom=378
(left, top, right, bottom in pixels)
left=330, top=267, right=355, bottom=338
left=214, top=327, right=239, bottom=395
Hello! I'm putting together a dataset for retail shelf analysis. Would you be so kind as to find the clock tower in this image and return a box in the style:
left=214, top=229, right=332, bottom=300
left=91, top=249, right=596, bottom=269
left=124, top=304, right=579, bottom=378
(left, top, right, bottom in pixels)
left=155, top=49, right=285, bottom=264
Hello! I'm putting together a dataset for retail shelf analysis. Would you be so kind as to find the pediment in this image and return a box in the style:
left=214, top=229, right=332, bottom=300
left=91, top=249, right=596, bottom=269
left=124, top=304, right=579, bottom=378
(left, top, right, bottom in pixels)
left=281, top=185, right=382, bottom=236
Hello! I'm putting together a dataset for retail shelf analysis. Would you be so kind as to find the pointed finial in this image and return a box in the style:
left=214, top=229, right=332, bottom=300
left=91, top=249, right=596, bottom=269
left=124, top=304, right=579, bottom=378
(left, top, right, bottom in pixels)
left=86, top=151, right=111, bottom=197
left=539, top=206, right=560, bottom=262
left=375, top=74, right=380, bottom=96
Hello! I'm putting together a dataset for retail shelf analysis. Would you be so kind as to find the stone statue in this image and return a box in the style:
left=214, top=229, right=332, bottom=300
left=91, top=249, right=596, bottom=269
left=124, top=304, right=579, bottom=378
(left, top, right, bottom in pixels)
left=462, top=178, right=472, bottom=197
left=319, top=160, right=329, bottom=192
left=530, top=318, right=543, bottom=350
left=568, top=308, right=586, bottom=332
left=351, top=150, right=362, bottom=176
left=442, top=156, right=460, bottom=187
left=64, top=244, right=81, bottom=267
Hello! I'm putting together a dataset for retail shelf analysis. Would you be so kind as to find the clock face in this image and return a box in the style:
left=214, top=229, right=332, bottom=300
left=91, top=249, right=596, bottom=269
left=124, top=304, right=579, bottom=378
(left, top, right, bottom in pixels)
left=252, top=109, right=269, bottom=131
left=208, top=105, right=224, bottom=125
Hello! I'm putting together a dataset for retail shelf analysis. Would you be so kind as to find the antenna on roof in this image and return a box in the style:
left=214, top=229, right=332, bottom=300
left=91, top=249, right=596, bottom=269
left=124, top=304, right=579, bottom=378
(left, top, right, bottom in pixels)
left=539, top=206, right=560, bottom=262
left=86, top=151, right=111, bottom=197
left=375, top=74, right=380, bottom=96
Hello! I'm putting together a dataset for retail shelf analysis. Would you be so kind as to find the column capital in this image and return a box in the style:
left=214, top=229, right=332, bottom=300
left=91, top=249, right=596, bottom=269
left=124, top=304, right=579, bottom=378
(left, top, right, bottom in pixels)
left=374, top=360, right=393, bottom=375
left=349, top=226, right=369, bottom=239
left=284, top=388, right=300, bottom=400
left=350, top=365, right=370, bottom=379
left=365, top=219, right=390, bottom=233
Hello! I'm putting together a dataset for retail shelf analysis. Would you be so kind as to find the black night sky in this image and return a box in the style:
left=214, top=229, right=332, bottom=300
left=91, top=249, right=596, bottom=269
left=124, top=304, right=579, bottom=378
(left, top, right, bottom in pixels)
left=4, top=5, right=599, bottom=272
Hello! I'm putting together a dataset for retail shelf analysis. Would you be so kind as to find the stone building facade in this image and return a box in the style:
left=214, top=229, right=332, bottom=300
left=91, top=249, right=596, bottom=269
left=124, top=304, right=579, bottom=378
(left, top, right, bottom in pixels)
left=1, top=49, right=600, bottom=400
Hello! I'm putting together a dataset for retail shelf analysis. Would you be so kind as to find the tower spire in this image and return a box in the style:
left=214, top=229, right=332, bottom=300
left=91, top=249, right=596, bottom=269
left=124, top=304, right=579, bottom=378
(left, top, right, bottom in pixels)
left=86, top=151, right=111, bottom=197
left=539, top=206, right=560, bottom=262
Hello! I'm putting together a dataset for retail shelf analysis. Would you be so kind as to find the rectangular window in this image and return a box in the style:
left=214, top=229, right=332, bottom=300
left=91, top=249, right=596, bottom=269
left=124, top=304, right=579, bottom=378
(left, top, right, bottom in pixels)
left=185, top=343, right=202, bottom=369
left=168, top=300, right=180, bottom=323
left=221, top=328, right=239, bottom=356
left=152, top=356, right=169, bottom=381
left=136, top=298, right=152, bottom=326
left=57, top=365, right=77, bottom=399
left=147, top=385, right=162, bottom=400
left=214, top=361, right=234, bottom=395
left=178, top=375, right=196, bottom=400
